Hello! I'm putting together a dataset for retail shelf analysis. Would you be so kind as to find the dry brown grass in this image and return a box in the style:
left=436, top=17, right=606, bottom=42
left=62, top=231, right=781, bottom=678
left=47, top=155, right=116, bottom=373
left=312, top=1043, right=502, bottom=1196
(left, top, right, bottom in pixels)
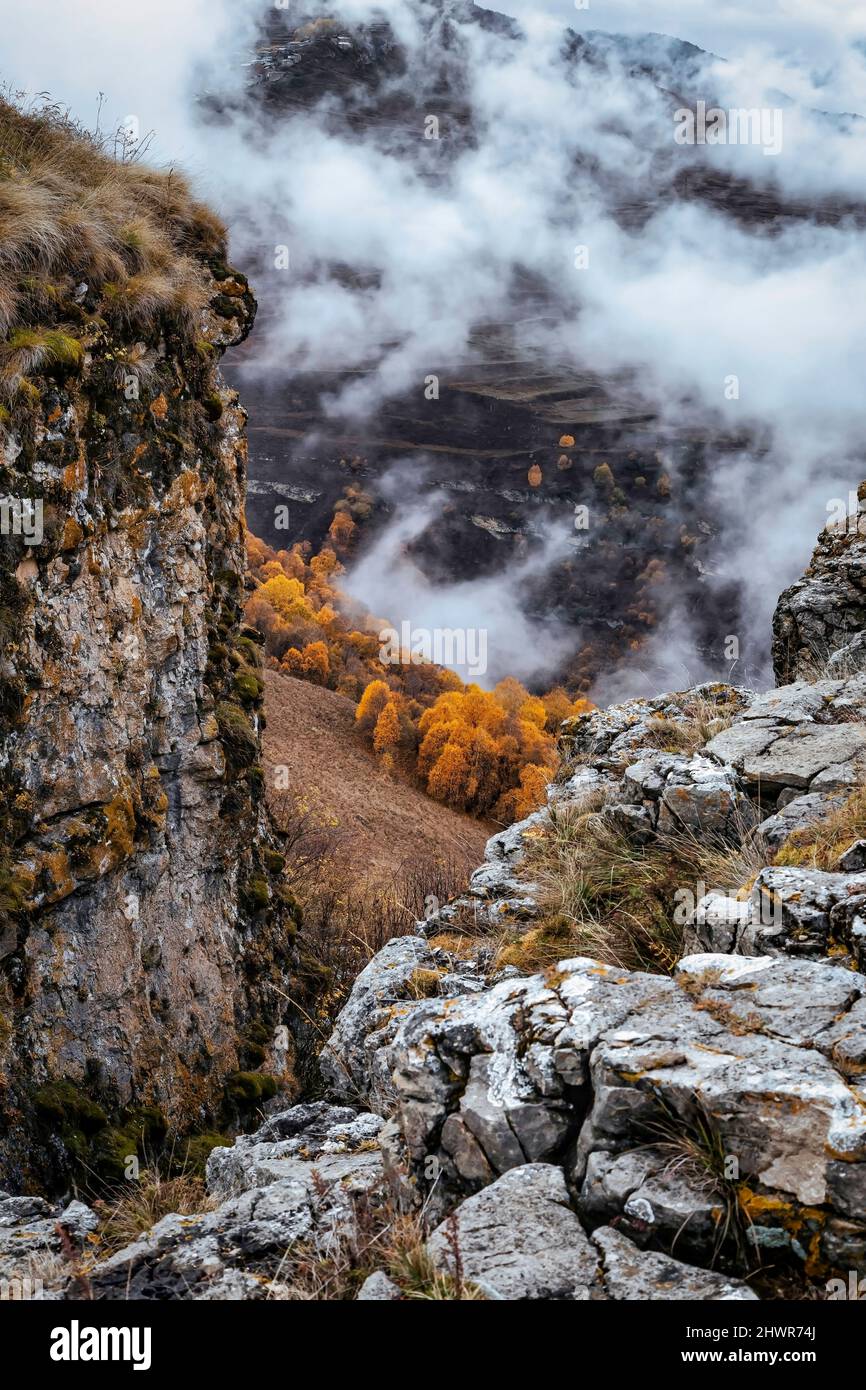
left=273, top=802, right=471, bottom=1087
left=94, top=1170, right=214, bottom=1256
left=87, top=1171, right=485, bottom=1299
left=0, top=1247, right=75, bottom=1299
left=426, top=931, right=481, bottom=960
left=267, top=1188, right=485, bottom=1301
left=640, top=1100, right=755, bottom=1269
left=772, top=786, right=866, bottom=871
left=674, top=810, right=770, bottom=898
left=496, top=797, right=680, bottom=974
left=496, top=793, right=768, bottom=977
left=637, top=692, right=739, bottom=756
left=404, top=966, right=445, bottom=999
left=788, top=635, right=866, bottom=682
left=0, top=94, right=226, bottom=394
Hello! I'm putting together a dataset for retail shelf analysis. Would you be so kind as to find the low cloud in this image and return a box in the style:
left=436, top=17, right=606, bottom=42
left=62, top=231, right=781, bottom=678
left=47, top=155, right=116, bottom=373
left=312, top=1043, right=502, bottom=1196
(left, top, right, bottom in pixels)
left=342, top=462, right=577, bottom=687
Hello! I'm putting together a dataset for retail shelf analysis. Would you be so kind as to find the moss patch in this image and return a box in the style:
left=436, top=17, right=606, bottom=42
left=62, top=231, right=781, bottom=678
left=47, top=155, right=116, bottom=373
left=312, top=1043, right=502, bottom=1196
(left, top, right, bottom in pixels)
left=224, top=1071, right=278, bottom=1107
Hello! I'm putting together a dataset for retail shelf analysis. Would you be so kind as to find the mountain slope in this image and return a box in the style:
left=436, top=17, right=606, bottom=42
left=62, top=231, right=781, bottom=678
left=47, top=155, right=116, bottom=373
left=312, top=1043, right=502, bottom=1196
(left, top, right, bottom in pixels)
left=262, top=668, right=490, bottom=878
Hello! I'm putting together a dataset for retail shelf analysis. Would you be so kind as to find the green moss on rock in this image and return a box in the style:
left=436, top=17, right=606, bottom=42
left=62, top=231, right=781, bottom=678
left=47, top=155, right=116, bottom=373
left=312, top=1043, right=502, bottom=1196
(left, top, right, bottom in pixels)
left=215, top=700, right=257, bottom=765
left=241, top=874, right=270, bottom=913
left=224, top=1071, right=278, bottom=1106
left=34, top=1081, right=108, bottom=1135
left=233, top=670, right=264, bottom=705
left=174, top=1131, right=227, bottom=1177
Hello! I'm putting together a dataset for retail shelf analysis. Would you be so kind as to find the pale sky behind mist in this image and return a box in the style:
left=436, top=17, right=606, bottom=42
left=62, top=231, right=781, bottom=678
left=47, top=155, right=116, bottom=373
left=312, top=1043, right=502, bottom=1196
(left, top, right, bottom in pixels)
left=1, top=0, right=865, bottom=167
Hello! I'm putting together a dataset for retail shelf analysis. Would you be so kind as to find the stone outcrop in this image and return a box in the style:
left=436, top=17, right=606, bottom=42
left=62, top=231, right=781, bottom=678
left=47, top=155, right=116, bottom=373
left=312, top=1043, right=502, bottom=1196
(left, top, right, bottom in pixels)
left=319, top=935, right=490, bottom=1108
left=773, top=490, right=866, bottom=682
left=0, top=1191, right=97, bottom=1294
left=83, top=1103, right=390, bottom=1301
left=694, top=866, right=866, bottom=968
left=375, top=954, right=866, bottom=1263
left=0, top=205, right=298, bottom=1188
left=423, top=1164, right=598, bottom=1300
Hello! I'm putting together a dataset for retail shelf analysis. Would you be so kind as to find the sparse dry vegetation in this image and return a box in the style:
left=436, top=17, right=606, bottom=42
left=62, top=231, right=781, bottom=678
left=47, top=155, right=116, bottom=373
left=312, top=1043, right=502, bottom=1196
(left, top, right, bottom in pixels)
left=266, top=1188, right=485, bottom=1301
left=640, top=1100, right=755, bottom=1269
left=495, top=793, right=767, bottom=976
left=95, top=1169, right=214, bottom=1256
left=788, top=635, right=866, bottom=682
left=633, top=693, right=738, bottom=756
left=0, top=93, right=225, bottom=395
left=497, top=801, right=682, bottom=974
left=772, top=786, right=866, bottom=870
left=30, top=1179, right=483, bottom=1301
left=268, top=799, right=470, bottom=1085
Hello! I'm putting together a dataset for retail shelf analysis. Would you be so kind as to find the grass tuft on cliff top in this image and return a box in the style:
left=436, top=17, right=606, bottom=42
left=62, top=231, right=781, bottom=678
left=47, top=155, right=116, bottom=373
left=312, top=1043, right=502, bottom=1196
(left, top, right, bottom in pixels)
left=0, top=95, right=228, bottom=392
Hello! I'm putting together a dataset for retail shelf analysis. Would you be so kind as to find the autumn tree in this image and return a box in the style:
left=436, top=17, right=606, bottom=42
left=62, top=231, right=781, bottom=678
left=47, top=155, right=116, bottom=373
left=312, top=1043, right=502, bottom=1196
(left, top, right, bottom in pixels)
left=518, top=695, right=547, bottom=732
left=355, top=679, right=391, bottom=737
left=309, top=548, right=340, bottom=583
left=243, top=525, right=595, bottom=825
left=328, top=510, right=356, bottom=551
left=259, top=573, right=310, bottom=624
left=542, top=686, right=574, bottom=727
left=258, top=559, right=286, bottom=581
left=373, top=698, right=401, bottom=758
left=280, top=646, right=305, bottom=678
left=301, top=640, right=330, bottom=685
left=518, top=761, right=552, bottom=812
left=493, top=676, right=530, bottom=716
left=593, top=461, right=615, bottom=493
left=427, top=741, right=470, bottom=808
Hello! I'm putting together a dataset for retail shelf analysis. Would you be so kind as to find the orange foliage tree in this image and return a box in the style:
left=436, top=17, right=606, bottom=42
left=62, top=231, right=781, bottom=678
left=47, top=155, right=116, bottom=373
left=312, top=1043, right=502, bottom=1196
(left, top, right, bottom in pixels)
left=244, top=522, right=595, bottom=825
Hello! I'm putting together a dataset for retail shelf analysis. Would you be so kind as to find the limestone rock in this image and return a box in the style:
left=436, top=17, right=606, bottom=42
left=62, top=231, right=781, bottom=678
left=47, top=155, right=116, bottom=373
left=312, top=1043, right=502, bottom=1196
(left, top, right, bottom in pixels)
left=592, top=1227, right=757, bottom=1300
left=378, top=951, right=866, bottom=1271
left=688, top=890, right=753, bottom=954
left=746, top=866, right=866, bottom=966
left=839, top=840, right=866, bottom=872
left=758, top=792, right=845, bottom=850
left=773, top=517, right=866, bottom=683
left=559, top=684, right=751, bottom=772
left=356, top=1270, right=403, bottom=1300
left=0, top=250, right=295, bottom=1188
left=207, top=1102, right=384, bottom=1199
left=320, top=936, right=486, bottom=1109
left=580, top=1147, right=725, bottom=1258
left=89, top=1105, right=389, bottom=1301
left=0, top=1192, right=98, bottom=1287
left=426, top=1164, right=598, bottom=1300
left=708, top=720, right=866, bottom=792
left=89, top=1180, right=319, bottom=1301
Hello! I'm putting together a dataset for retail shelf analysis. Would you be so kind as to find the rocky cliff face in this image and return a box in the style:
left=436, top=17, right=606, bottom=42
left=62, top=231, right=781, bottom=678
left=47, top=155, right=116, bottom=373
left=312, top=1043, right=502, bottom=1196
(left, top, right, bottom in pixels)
left=773, top=483, right=866, bottom=683
left=0, top=122, right=298, bottom=1188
